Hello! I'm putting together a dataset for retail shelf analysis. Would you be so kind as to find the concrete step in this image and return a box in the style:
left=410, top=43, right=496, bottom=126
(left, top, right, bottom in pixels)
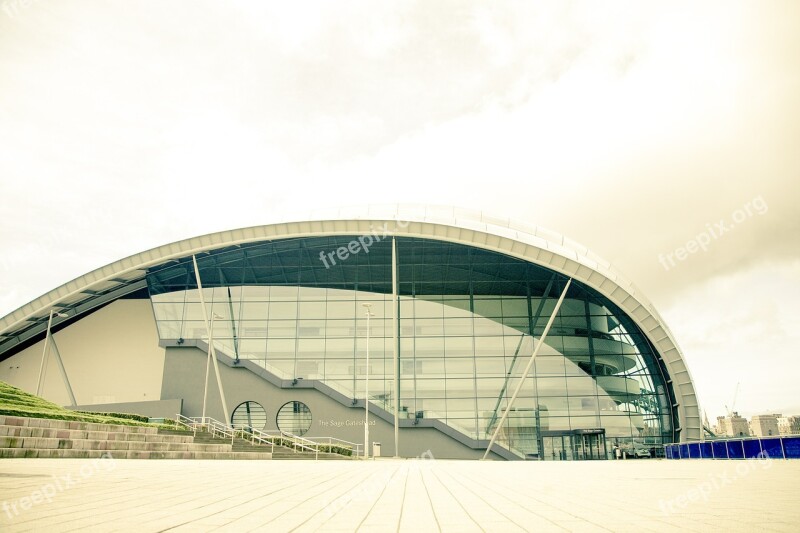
left=0, top=416, right=157, bottom=435
left=0, top=417, right=347, bottom=460
left=157, top=429, right=195, bottom=436
left=0, top=434, right=233, bottom=453
left=192, top=436, right=232, bottom=444
left=0, top=425, right=194, bottom=443
left=271, top=450, right=353, bottom=460
left=0, top=448, right=271, bottom=460
left=232, top=444, right=275, bottom=453
left=0, top=417, right=273, bottom=460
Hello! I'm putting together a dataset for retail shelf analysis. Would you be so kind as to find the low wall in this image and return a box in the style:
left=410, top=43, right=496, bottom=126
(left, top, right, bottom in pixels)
left=665, top=436, right=800, bottom=460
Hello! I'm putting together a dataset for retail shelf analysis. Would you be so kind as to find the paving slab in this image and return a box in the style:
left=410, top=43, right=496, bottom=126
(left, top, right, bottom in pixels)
left=0, top=458, right=798, bottom=532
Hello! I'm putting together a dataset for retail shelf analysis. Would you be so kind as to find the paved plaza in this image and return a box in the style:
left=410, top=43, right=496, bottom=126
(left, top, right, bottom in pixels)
left=0, top=457, right=798, bottom=532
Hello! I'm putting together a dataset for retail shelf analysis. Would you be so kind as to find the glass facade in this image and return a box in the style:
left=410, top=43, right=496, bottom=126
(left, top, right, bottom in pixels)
left=147, top=236, right=676, bottom=459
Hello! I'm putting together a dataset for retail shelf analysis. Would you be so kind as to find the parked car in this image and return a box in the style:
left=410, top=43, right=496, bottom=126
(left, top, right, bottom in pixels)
left=632, top=446, right=651, bottom=458
left=620, top=444, right=651, bottom=458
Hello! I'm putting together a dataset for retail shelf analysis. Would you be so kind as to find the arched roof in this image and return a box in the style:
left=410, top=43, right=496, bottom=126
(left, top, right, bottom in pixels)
left=0, top=204, right=701, bottom=440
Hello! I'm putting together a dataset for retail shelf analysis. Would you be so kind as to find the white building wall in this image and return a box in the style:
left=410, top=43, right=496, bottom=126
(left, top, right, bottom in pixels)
left=0, top=299, right=165, bottom=407
left=778, top=416, right=800, bottom=435
left=750, top=415, right=781, bottom=437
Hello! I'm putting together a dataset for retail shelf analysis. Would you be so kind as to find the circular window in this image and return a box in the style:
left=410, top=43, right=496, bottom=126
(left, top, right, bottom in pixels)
left=276, top=401, right=312, bottom=436
left=231, top=401, right=267, bottom=431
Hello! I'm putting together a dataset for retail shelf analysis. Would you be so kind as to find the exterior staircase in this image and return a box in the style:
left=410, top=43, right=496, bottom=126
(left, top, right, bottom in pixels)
left=0, top=415, right=358, bottom=460
left=174, top=416, right=357, bottom=460
left=0, top=415, right=270, bottom=460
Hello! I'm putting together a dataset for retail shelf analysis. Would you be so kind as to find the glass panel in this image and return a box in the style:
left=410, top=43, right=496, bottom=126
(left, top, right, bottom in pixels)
left=267, top=321, right=296, bottom=338
left=414, top=337, right=444, bottom=357
left=152, top=302, right=184, bottom=321
left=444, top=337, right=473, bottom=357
left=327, top=300, right=356, bottom=319
left=267, top=338, right=295, bottom=358
left=325, top=338, right=355, bottom=358
left=231, top=401, right=267, bottom=430
left=297, top=338, right=325, bottom=358
left=298, top=301, right=326, bottom=319
left=270, top=301, right=297, bottom=317
left=157, top=321, right=182, bottom=339
left=276, top=401, right=312, bottom=436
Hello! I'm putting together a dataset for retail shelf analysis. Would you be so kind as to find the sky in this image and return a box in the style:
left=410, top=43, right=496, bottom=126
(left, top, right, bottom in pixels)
left=1, top=1, right=798, bottom=421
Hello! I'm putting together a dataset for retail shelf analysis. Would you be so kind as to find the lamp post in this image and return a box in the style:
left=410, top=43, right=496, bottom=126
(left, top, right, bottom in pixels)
left=362, top=303, right=373, bottom=459
left=201, top=313, right=223, bottom=421
left=36, top=309, right=68, bottom=396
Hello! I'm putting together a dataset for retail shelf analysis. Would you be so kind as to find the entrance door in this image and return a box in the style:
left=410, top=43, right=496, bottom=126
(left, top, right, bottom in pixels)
left=542, top=432, right=606, bottom=460
left=542, top=435, right=572, bottom=461
left=574, top=433, right=606, bottom=460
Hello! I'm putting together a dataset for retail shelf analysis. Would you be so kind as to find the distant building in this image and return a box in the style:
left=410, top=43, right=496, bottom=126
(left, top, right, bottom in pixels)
left=778, top=416, right=800, bottom=436
left=719, top=412, right=750, bottom=437
left=714, top=416, right=727, bottom=436
left=750, top=414, right=781, bottom=437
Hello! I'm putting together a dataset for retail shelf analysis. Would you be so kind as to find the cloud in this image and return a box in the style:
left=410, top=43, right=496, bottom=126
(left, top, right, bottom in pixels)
left=0, top=0, right=798, bottom=420
left=662, top=259, right=800, bottom=418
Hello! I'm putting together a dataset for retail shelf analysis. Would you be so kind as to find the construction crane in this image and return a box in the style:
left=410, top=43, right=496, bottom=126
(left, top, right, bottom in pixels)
left=725, top=382, right=740, bottom=417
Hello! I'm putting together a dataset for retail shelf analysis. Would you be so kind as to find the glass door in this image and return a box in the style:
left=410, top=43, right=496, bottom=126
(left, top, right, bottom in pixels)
left=543, top=436, right=568, bottom=461
left=575, top=433, right=607, bottom=460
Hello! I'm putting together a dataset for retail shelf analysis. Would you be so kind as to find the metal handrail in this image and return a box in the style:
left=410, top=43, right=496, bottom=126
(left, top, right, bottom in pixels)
left=175, top=414, right=198, bottom=436
left=175, top=415, right=358, bottom=458
left=279, top=431, right=319, bottom=459
left=305, top=436, right=362, bottom=457
left=175, top=415, right=236, bottom=444
left=235, top=425, right=275, bottom=452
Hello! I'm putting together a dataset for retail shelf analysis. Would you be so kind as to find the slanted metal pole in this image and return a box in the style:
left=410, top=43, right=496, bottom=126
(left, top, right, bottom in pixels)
left=392, top=236, right=400, bottom=457
left=482, top=278, right=572, bottom=460
left=193, top=255, right=230, bottom=426
left=209, top=324, right=230, bottom=426
left=363, top=303, right=373, bottom=459
left=37, top=309, right=69, bottom=399
left=36, top=310, right=56, bottom=396
left=201, top=315, right=216, bottom=420
left=49, top=338, right=77, bottom=407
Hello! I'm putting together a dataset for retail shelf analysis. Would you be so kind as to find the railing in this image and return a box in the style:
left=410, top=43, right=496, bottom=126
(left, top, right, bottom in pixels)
left=305, top=436, right=362, bottom=458
left=175, top=415, right=239, bottom=445
left=175, top=414, right=358, bottom=459
left=234, top=425, right=281, bottom=453
left=175, top=414, right=199, bottom=436
left=282, top=431, right=320, bottom=459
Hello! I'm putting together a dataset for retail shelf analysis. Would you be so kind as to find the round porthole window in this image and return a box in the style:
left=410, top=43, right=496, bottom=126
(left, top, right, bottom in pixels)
left=231, top=401, right=267, bottom=431
left=276, top=401, right=312, bottom=436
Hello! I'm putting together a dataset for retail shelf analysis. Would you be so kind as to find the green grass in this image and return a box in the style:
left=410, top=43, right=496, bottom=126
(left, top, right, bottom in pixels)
left=0, top=381, right=178, bottom=429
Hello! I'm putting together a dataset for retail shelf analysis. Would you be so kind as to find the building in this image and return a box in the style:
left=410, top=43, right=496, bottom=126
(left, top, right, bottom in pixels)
left=719, top=412, right=751, bottom=437
left=778, top=416, right=800, bottom=435
left=0, top=206, right=701, bottom=460
left=750, top=414, right=781, bottom=437
left=714, top=416, right=727, bottom=437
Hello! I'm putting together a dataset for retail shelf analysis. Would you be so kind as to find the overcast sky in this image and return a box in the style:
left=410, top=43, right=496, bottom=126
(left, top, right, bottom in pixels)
left=1, top=1, right=798, bottom=421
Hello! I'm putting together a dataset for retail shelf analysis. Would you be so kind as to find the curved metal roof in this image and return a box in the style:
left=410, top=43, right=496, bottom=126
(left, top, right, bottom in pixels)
left=0, top=204, right=701, bottom=440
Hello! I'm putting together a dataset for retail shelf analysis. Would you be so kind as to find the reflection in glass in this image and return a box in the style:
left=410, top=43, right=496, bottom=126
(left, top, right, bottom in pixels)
left=231, top=401, right=267, bottom=431
left=277, top=401, right=312, bottom=436
left=147, top=236, right=675, bottom=458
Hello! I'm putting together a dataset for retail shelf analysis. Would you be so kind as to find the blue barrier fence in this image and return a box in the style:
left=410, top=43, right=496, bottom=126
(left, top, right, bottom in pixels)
left=665, top=435, right=800, bottom=459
